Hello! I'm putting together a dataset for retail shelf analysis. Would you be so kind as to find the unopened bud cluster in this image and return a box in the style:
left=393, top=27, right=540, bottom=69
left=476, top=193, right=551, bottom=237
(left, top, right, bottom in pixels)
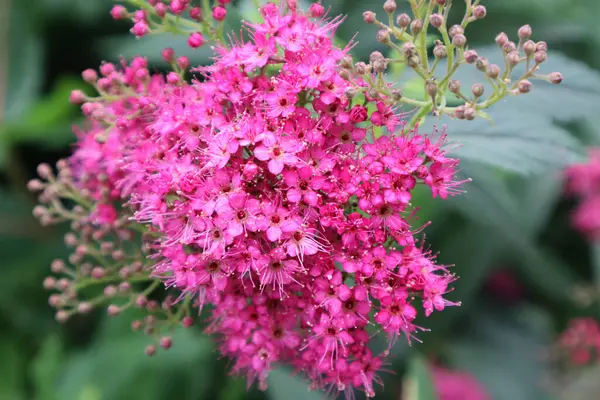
left=29, top=162, right=195, bottom=355
left=110, top=0, right=234, bottom=46
left=353, top=0, right=562, bottom=123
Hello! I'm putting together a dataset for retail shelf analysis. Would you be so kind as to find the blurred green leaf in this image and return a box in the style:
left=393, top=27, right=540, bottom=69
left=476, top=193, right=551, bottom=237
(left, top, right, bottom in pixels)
left=3, top=0, right=43, bottom=121
left=31, top=335, right=64, bottom=400
left=513, top=173, right=564, bottom=237
left=218, top=376, right=247, bottom=400
left=0, top=77, right=83, bottom=148
left=452, top=163, right=579, bottom=303
left=0, top=336, right=25, bottom=400
left=447, top=304, right=553, bottom=400
left=267, top=367, right=324, bottom=400
left=57, top=315, right=215, bottom=400
left=402, top=354, right=438, bottom=400
left=41, top=0, right=112, bottom=22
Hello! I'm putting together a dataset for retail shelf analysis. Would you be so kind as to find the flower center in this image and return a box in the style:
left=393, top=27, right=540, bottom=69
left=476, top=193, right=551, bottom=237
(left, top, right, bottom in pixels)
left=272, top=147, right=282, bottom=157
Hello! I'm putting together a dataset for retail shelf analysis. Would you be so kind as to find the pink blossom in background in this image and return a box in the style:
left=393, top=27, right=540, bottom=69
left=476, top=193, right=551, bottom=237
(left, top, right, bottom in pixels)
left=431, top=366, right=491, bottom=400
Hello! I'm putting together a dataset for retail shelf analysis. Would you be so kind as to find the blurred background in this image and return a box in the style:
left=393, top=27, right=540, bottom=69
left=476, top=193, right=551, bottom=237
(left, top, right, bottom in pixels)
left=1, top=0, right=600, bottom=399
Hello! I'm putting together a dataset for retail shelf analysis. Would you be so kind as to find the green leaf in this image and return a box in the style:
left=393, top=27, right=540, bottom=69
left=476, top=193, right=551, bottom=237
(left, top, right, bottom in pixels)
left=56, top=315, right=215, bottom=400
left=513, top=173, right=564, bottom=237
left=403, top=354, right=438, bottom=400
left=446, top=304, right=553, bottom=400
left=0, top=336, right=25, bottom=400
left=31, top=335, right=64, bottom=400
left=267, top=367, right=324, bottom=400
left=0, top=77, right=84, bottom=148
left=2, top=0, right=43, bottom=122
left=451, top=163, right=579, bottom=303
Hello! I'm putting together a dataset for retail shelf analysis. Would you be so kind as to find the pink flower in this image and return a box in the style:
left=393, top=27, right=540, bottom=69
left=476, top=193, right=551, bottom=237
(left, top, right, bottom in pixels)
left=253, top=134, right=302, bottom=174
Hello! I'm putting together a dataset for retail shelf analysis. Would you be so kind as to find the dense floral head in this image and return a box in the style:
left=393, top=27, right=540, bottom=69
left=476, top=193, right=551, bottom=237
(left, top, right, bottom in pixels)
left=29, top=0, right=565, bottom=398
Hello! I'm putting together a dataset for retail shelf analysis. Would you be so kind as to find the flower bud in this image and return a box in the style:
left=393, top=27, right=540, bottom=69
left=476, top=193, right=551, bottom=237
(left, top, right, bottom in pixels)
left=363, top=11, right=376, bottom=24
left=188, top=6, right=202, bottom=20
left=475, top=57, right=489, bottom=72
left=463, top=50, right=478, bottom=64
left=369, top=51, right=384, bottom=64
left=401, top=42, right=416, bottom=57
left=396, top=13, right=410, bottom=28
left=503, top=41, right=516, bottom=54
left=523, top=40, right=536, bottom=57
left=437, top=0, right=446, bottom=4
left=119, top=282, right=131, bottom=293
left=410, top=19, right=423, bottom=34
left=43, top=276, right=56, bottom=290
left=27, top=179, right=44, bottom=191
left=176, top=56, right=190, bottom=70
left=383, top=0, right=396, bottom=14
left=449, top=25, right=464, bottom=38
left=340, top=55, right=353, bottom=69
left=51, top=259, right=65, bottom=274
left=104, top=285, right=117, bottom=298
left=536, top=41, right=548, bottom=52
left=518, top=24, right=532, bottom=40
left=182, top=316, right=194, bottom=328
left=472, top=83, right=484, bottom=97
left=433, top=44, right=447, bottom=58
left=309, top=3, right=325, bottom=17
left=187, top=32, right=204, bottom=48
left=452, top=34, right=467, bottom=48
left=110, top=5, right=127, bottom=20
left=69, top=90, right=86, bottom=104
left=464, top=107, right=476, bottom=120
left=455, top=105, right=465, bottom=119
left=473, top=5, right=486, bottom=19
left=131, top=320, right=143, bottom=331
left=107, top=304, right=121, bottom=316
left=55, top=310, right=69, bottom=324
left=354, top=62, right=367, bottom=75
left=91, top=267, right=105, bottom=279
left=155, top=2, right=167, bottom=17
left=212, top=6, right=227, bottom=21
left=78, top=302, right=93, bottom=314
left=407, top=55, right=420, bottom=68
left=376, top=30, right=390, bottom=43
left=390, top=89, right=402, bottom=102
left=534, top=51, right=547, bottom=64
left=495, top=32, right=508, bottom=47
left=145, top=345, right=157, bottom=357
left=56, top=278, right=71, bottom=291
left=372, top=59, right=388, bottom=73
left=518, top=80, right=532, bottom=93
left=160, top=337, right=173, bottom=349
left=486, top=64, right=500, bottom=79
left=549, top=72, right=563, bottom=84
left=429, top=13, right=444, bottom=28
left=426, top=81, right=438, bottom=98
left=449, top=80, right=461, bottom=94
left=82, top=69, right=97, bottom=83
left=507, top=51, right=521, bottom=66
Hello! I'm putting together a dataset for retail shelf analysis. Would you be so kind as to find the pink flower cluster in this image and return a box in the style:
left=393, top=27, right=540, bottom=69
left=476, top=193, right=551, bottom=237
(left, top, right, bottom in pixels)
left=557, top=318, right=600, bottom=367
left=566, top=149, right=600, bottom=241
left=431, top=366, right=490, bottom=400
left=68, top=2, right=464, bottom=397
